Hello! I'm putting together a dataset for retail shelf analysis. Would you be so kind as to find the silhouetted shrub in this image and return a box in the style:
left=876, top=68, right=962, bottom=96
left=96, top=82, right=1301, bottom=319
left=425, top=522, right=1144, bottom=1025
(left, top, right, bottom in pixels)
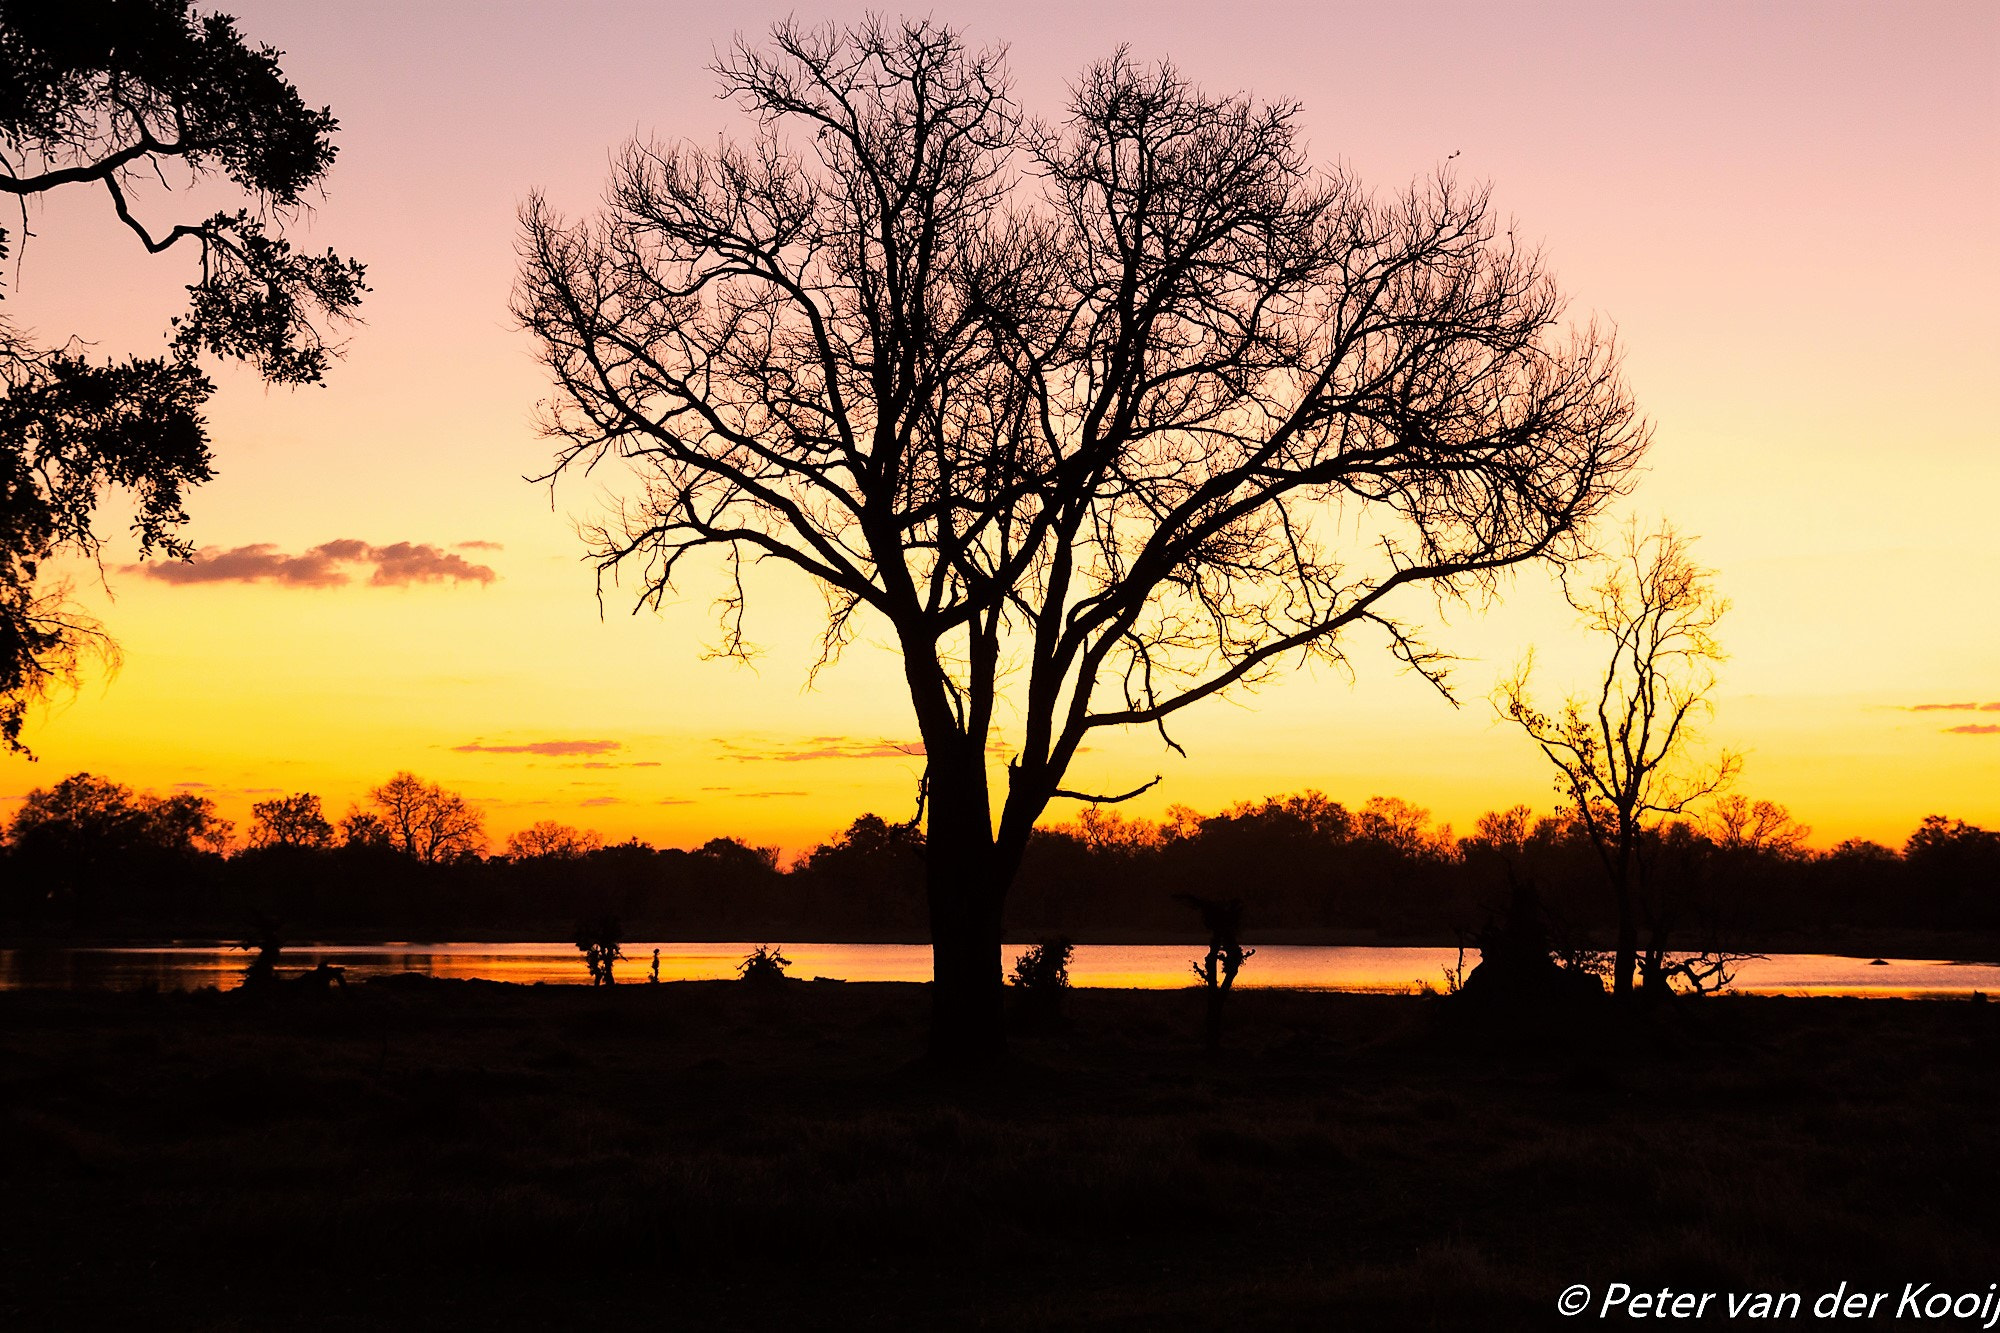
left=574, top=915, right=624, bottom=985
left=737, top=944, right=792, bottom=985
left=1455, top=883, right=1604, bottom=1009
left=237, top=918, right=284, bottom=991
left=1183, top=896, right=1254, bottom=1050
left=1011, top=937, right=1072, bottom=992
left=1009, top=937, right=1073, bottom=1029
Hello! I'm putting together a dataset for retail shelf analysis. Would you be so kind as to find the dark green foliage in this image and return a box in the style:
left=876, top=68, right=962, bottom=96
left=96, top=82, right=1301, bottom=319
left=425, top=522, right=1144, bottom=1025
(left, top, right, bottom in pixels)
left=0, top=0, right=364, bottom=753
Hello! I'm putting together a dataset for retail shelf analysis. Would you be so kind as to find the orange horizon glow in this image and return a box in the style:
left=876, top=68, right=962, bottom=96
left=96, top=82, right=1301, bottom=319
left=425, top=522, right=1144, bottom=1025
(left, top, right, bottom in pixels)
left=3, top=0, right=1995, bottom=858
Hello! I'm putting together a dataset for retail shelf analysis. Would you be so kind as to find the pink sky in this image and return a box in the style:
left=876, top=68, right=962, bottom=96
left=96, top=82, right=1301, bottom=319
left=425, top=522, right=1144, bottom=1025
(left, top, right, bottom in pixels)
left=6, top=1, right=1996, bottom=852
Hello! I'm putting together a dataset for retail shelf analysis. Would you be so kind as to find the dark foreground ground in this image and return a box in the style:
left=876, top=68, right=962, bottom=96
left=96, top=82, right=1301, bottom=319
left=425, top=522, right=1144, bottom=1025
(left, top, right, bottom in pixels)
left=2, top=981, right=1994, bottom=1331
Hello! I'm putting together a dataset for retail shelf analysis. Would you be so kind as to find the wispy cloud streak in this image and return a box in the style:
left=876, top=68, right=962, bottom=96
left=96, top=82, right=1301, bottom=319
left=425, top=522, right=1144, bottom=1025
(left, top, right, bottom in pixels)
left=455, top=739, right=622, bottom=757
left=719, top=735, right=922, bottom=763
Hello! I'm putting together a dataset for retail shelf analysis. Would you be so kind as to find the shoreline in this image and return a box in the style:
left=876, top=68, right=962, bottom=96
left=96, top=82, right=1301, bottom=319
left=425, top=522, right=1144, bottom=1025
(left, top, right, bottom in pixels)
left=5, top=927, right=1996, bottom=964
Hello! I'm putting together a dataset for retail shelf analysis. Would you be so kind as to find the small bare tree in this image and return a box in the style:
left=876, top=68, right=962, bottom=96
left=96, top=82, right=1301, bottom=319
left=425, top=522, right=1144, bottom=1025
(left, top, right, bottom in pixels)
left=507, top=820, right=605, bottom=860
left=1495, top=522, right=1738, bottom=997
left=1184, top=896, right=1254, bottom=1050
left=515, top=19, right=1648, bottom=1060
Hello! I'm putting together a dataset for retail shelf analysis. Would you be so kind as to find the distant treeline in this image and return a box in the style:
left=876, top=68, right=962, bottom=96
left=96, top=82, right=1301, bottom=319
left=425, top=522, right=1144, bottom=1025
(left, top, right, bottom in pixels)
left=1, top=772, right=1995, bottom=945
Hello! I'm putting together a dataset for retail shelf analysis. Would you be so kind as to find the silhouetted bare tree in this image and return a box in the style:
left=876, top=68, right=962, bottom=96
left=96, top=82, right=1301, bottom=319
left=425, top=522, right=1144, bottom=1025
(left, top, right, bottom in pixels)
left=247, top=793, right=335, bottom=850
left=507, top=820, right=605, bottom=860
left=0, top=0, right=365, bottom=752
left=1706, top=795, right=1809, bottom=856
left=361, top=772, right=486, bottom=864
left=516, top=18, right=1647, bottom=1060
left=1495, top=521, right=1738, bottom=997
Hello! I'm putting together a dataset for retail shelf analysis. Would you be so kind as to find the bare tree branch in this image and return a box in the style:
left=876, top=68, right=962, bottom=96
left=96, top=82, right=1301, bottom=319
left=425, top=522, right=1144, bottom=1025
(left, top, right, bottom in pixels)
left=1493, top=520, right=1736, bottom=996
left=515, top=18, right=1650, bottom=1055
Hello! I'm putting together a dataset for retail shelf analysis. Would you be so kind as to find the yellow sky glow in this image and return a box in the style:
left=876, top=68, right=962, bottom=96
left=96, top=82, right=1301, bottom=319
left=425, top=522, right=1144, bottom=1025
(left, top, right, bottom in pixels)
left=4, top=1, right=1995, bottom=855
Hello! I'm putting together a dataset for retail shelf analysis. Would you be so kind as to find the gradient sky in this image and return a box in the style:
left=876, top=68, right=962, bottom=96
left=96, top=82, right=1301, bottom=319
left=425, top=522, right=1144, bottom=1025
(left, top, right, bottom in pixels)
left=6, top=0, right=1996, bottom=854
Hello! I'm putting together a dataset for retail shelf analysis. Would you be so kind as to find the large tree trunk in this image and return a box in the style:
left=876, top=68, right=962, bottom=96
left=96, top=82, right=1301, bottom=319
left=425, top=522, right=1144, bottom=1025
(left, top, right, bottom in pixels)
left=925, top=845, right=1006, bottom=1065
left=1612, top=883, right=1639, bottom=998
left=922, top=765, right=1009, bottom=1066
left=1642, top=918, right=1673, bottom=999
left=1603, top=831, right=1641, bottom=998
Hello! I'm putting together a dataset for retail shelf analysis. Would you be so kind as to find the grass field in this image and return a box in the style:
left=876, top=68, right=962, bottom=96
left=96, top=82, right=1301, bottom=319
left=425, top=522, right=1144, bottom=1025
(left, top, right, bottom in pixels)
left=3, top=979, right=1994, bottom=1329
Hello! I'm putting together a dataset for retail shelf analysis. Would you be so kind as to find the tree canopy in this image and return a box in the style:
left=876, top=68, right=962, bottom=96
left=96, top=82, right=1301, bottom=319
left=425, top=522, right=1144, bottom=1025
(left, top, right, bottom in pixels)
left=361, top=772, right=486, bottom=864
left=0, top=0, right=365, bottom=752
left=246, top=791, right=335, bottom=849
left=516, top=18, right=1648, bottom=1056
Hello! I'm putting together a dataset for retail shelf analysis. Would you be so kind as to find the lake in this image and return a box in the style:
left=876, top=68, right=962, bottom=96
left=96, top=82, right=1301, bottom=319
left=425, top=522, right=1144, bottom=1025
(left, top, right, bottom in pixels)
left=1, top=942, right=1995, bottom=997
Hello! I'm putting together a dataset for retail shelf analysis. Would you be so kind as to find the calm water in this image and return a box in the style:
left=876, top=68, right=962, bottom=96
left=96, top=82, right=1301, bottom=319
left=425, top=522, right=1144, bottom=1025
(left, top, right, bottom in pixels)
left=0, top=942, right=1995, bottom=997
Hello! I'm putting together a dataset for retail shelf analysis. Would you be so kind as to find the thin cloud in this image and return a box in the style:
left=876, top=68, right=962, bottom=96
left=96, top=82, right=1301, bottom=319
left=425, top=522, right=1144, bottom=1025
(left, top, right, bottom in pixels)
left=719, top=734, right=1013, bottom=762
left=454, top=740, right=622, bottom=757
left=578, top=796, right=623, bottom=807
left=136, top=540, right=496, bottom=588
left=1945, top=724, right=2000, bottom=735
left=735, top=790, right=807, bottom=799
left=455, top=540, right=505, bottom=551
left=719, top=735, right=921, bottom=762
left=658, top=797, right=695, bottom=805
left=1906, top=701, right=2000, bottom=712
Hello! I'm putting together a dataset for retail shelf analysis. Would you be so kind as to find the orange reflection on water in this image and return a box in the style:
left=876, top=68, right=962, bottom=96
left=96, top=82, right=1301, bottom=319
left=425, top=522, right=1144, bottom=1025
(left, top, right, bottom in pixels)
left=2, top=944, right=1996, bottom=997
